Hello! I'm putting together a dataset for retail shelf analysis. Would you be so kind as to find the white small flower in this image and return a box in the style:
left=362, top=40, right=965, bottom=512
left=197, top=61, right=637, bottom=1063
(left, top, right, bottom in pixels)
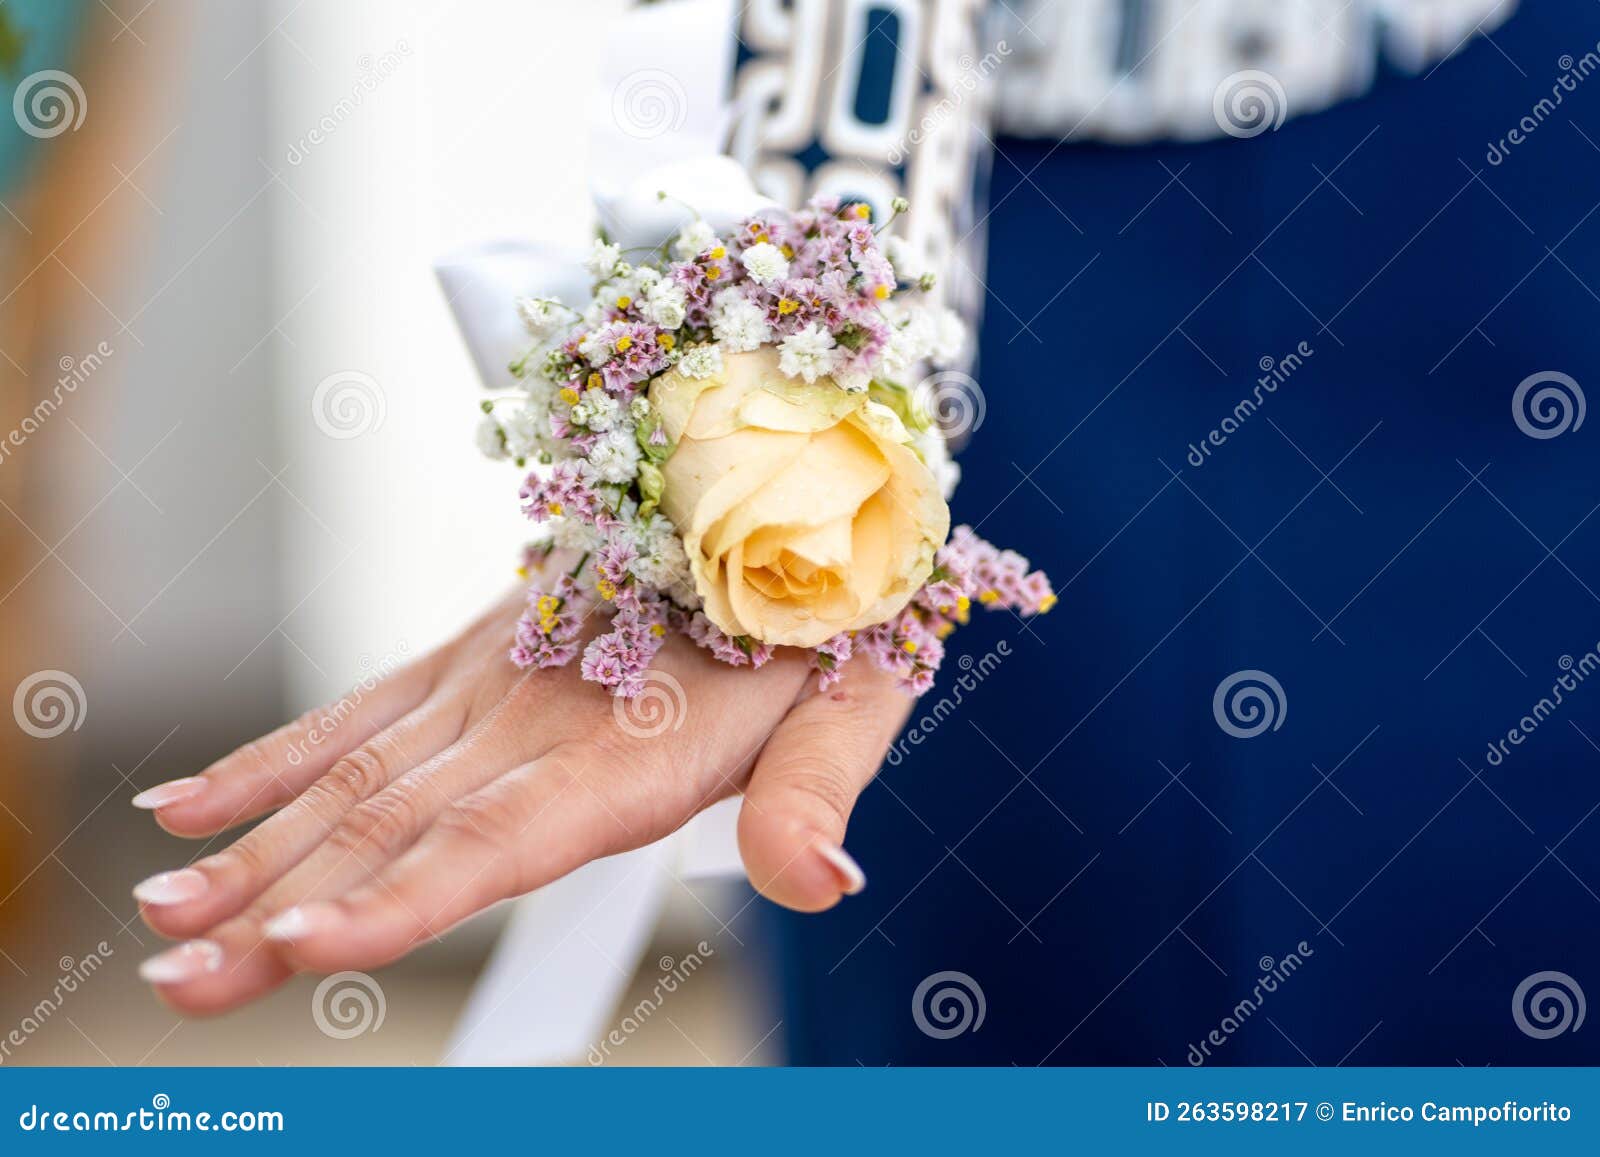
left=778, top=323, right=840, bottom=383
left=502, top=407, right=545, bottom=461
left=740, top=241, right=790, bottom=285
left=914, top=428, right=960, bottom=500
left=584, top=238, right=622, bottom=279
left=710, top=289, right=771, bottom=352
left=643, top=280, right=688, bottom=329
left=578, top=330, right=614, bottom=367
left=882, top=308, right=935, bottom=374
left=551, top=516, right=601, bottom=554
left=630, top=514, right=699, bottom=606
left=475, top=413, right=507, bottom=459
left=883, top=236, right=923, bottom=283
left=515, top=296, right=565, bottom=339
left=629, top=395, right=651, bottom=421
left=584, top=427, right=642, bottom=485
left=931, top=306, right=967, bottom=363
left=573, top=386, right=622, bottom=432
left=670, top=220, right=718, bottom=260
left=678, top=344, right=724, bottom=379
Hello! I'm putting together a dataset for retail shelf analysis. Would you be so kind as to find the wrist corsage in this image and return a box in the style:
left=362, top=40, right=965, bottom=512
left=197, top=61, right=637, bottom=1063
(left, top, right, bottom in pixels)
left=476, top=195, right=1054, bottom=698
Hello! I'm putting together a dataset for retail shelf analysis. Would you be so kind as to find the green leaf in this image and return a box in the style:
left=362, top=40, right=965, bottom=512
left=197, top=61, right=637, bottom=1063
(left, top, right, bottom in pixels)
left=636, top=460, right=665, bottom=519
left=634, top=411, right=673, bottom=461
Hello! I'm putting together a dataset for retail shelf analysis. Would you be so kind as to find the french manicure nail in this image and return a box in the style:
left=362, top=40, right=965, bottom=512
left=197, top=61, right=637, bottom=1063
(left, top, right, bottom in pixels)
left=263, top=903, right=337, bottom=942
left=131, top=777, right=206, bottom=810
left=133, top=868, right=209, bottom=906
left=138, top=940, right=222, bottom=984
left=814, top=838, right=867, bottom=895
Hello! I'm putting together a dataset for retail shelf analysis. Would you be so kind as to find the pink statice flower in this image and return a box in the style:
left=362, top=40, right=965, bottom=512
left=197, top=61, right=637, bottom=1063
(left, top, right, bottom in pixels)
left=511, top=574, right=592, bottom=670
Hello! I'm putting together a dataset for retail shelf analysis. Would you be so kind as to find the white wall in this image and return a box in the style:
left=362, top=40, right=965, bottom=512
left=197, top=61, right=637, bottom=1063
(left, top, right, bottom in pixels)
left=268, top=0, right=619, bottom=707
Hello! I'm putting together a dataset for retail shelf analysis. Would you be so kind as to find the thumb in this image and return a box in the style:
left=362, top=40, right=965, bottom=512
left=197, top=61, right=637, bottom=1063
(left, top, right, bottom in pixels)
left=738, top=660, right=912, bottom=912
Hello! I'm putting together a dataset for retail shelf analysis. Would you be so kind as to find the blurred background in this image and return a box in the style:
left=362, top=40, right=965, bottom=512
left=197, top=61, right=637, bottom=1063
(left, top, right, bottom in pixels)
left=0, top=0, right=776, bottom=1065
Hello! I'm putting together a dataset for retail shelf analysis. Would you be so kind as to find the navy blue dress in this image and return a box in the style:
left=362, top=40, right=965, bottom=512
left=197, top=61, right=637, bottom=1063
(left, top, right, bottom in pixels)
left=768, top=4, right=1600, bottom=1065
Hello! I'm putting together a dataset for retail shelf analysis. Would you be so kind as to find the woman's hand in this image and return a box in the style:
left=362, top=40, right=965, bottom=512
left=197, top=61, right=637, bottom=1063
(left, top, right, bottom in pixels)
left=130, top=579, right=910, bottom=1015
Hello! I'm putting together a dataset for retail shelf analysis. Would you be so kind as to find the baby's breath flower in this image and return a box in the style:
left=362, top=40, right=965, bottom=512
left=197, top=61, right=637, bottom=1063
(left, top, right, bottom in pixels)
left=584, top=238, right=622, bottom=279
left=670, top=220, right=718, bottom=260
left=740, top=241, right=790, bottom=285
left=643, top=279, right=688, bottom=329
left=475, top=414, right=508, bottom=459
left=578, top=330, right=614, bottom=367
left=710, top=289, right=771, bottom=352
left=678, top=344, right=724, bottom=379
left=777, top=322, right=840, bottom=383
left=515, top=296, right=566, bottom=338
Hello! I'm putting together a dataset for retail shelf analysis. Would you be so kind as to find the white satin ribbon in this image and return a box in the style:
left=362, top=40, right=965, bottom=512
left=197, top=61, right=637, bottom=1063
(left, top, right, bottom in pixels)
left=436, top=0, right=756, bottom=1066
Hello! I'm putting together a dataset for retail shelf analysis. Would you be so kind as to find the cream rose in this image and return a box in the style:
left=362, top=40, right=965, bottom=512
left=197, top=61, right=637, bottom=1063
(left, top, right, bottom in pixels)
left=648, top=347, right=950, bottom=648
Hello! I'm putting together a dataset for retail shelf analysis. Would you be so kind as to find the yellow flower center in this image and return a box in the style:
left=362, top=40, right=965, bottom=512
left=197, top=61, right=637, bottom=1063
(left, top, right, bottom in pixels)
left=873, top=284, right=890, bottom=300
left=854, top=203, right=871, bottom=219
left=587, top=372, right=602, bottom=390
left=704, top=265, right=723, bottom=280
left=978, top=589, right=1000, bottom=605
left=710, top=246, right=727, bottom=260
left=559, top=387, right=580, bottom=405
left=649, top=623, right=666, bottom=637
left=616, top=295, right=632, bottom=309
left=596, top=578, right=617, bottom=601
left=901, top=640, right=918, bottom=654
left=548, top=501, right=563, bottom=516
left=780, top=243, right=795, bottom=259
left=615, top=335, right=634, bottom=353
left=1038, top=593, right=1058, bottom=613
left=659, top=333, right=675, bottom=350
left=777, top=297, right=799, bottom=315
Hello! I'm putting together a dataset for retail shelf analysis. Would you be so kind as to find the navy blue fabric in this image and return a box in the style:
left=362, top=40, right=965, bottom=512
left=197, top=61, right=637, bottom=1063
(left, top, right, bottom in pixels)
left=768, top=5, right=1600, bottom=1065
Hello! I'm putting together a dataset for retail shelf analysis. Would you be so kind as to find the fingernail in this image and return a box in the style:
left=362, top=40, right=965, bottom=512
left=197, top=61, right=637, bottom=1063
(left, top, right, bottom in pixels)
left=133, top=868, right=209, bottom=906
left=138, top=940, right=222, bottom=984
left=263, top=902, right=338, bottom=942
left=813, top=838, right=866, bottom=895
left=131, top=777, right=206, bottom=810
